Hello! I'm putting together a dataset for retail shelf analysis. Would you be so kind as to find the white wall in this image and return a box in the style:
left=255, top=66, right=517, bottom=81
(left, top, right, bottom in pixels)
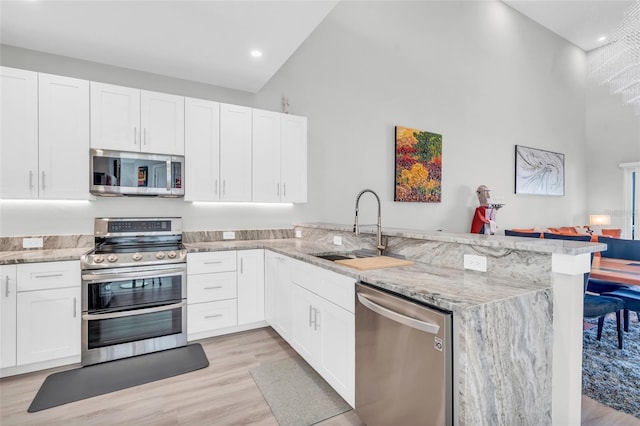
left=1, top=2, right=595, bottom=236
left=254, top=1, right=589, bottom=233
left=585, top=53, right=640, bottom=231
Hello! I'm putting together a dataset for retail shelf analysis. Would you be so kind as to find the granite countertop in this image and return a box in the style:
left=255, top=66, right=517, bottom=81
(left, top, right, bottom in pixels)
left=0, top=247, right=92, bottom=265
left=185, top=239, right=549, bottom=313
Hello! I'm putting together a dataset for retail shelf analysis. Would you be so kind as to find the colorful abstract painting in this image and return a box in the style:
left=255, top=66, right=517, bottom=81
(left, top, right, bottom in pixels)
left=514, top=145, right=564, bottom=196
left=394, top=126, right=442, bottom=202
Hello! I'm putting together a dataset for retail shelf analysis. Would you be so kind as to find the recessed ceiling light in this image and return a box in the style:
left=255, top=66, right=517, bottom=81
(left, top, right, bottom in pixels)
left=598, top=36, right=607, bottom=42
left=250, top=50, right=263, bottom=58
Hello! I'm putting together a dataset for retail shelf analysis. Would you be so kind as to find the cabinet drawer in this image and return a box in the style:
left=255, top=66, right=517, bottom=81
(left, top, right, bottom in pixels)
left=187, top=251, right=236, bottom=274
left=188, top=272, right=236, bottom=303
left=291, top=258, right=355, bottom=313
left=187, top=299, right=237, bottom=334
left=17, top=261, right=80, bottom=292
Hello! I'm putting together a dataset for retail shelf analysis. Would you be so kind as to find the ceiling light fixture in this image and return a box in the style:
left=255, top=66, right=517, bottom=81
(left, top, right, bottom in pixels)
left=250, top=50, right=263, bottom=58
left=597, top=36, right=607, bottom=42
left=589, top=0, right=640, bottom=114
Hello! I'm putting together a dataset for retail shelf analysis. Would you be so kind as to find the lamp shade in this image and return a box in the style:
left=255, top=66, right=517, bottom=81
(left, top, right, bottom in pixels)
left=589, top=214, right=611, bottom=226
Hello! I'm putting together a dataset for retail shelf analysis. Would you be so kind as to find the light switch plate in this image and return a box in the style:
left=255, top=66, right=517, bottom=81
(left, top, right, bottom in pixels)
left=295, top=229, right=302, bottom=238
left=464, top=254, right=487, bottom=272
left=222, top=231, right=236, bottom=240
left=333, top=235, right=343, bottom=245
left=23, top=237, right=44, bottom=249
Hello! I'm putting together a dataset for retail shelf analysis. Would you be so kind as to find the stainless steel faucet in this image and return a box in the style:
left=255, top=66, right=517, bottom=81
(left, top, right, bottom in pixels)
left=353, top=189, right=386, bottom=256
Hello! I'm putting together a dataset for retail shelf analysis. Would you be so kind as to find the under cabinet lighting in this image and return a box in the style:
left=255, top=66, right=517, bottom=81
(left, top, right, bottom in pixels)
left=192, top=202, right=293, bottom=207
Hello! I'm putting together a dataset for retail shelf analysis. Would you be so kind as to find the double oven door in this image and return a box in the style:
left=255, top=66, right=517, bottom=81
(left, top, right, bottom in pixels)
left=81, top=263, right=187, bottom=366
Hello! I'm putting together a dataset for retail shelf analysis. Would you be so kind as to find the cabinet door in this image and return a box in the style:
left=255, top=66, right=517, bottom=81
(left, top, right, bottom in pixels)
left=38, top=73, right=90, bottom=200
left=264, top=251, right=278, bottom=327
left=187, top=299, right=237, bottom=336
left=0, top=67, right=38, bottom=199
left=281, top=114, right=307, bottom=203
left=90, top=82, right=140, bottom=152
left=185, top=97, right=220, bottom=201
left=0, top=265, right=17, bottom=368
left=252, top=109, right=281, bottom=202
left=265, top=251, right=293, bottom=339
left=16, top=287, right=81, bottom=365
left=141, top=90, right=185, bottom=155
left=237, top=249, right=265, bottom=325
left=220, top=103, right=252, bottom=201
left=291, top=284, right=319, bottom=363
left=317, top=298, right=355, bottom=406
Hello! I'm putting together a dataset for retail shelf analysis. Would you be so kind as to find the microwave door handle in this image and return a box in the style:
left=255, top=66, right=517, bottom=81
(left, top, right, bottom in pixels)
left=167, top=160, right=171, bottom=191
left=83, top=300, right=186, bottom=320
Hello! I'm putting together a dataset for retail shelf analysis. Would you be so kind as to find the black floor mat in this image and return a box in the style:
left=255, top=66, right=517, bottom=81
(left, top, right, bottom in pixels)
left=28, top=344, right=209, bottom=412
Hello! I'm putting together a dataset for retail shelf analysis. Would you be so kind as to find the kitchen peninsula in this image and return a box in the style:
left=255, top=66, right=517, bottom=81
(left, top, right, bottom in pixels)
left=0, top=223, right=602, bottom=425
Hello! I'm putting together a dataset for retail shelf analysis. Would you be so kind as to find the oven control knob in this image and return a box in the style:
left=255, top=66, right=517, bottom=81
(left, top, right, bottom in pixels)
left=107, top=254, right=118, bottom=263
left=155, top=252, right=166, bottom=260
left=167, top=251, right=177, bottom=259
left=132, top=253, right=143, bottom=261
left=94, top=255, right=104, bottom=263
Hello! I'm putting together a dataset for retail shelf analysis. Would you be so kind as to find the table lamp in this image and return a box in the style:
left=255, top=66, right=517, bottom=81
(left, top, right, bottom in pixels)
left=589, top=214, right=611, bottom=226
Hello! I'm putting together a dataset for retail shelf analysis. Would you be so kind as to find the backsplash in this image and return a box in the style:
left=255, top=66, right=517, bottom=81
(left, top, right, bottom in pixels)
left=183, top=228, right=293, bottom=243
left=0, top=235, right=93, bottom=252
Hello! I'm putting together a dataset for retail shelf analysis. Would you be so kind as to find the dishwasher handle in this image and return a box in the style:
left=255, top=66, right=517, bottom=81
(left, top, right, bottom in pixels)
left=357, top=293, right=440, bottom=335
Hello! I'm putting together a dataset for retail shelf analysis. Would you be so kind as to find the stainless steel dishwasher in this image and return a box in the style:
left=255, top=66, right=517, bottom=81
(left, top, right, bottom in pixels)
left=355, top=282, right=453, bottom=426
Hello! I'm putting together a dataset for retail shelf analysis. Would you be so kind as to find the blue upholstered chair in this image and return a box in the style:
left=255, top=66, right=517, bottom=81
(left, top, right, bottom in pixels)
left=504, top=230, right=542, bottom=238
left=596, top=236, right=640, bottom=332
left=543, top=232, right=624, bottom=348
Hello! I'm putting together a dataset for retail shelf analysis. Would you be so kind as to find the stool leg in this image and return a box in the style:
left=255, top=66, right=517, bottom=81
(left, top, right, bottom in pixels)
left=624, top=309, right=629, bottom=332
left=597, top=316, right=604, bottom=341
left=616, top=311, right=623, bottom=349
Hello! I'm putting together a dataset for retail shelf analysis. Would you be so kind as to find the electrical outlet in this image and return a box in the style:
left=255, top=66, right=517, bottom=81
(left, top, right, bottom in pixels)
left=222, top=231, right=236, bottom=240
left=23, top=237, right=43, bottom=249
left=295, top=229, right=302, bottom=238
left=333, top=235, right=343, bottom=245
left=464, top=254, right=487, bottom=272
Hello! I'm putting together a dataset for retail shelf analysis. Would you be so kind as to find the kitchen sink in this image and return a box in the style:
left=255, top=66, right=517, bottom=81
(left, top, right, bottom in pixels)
left=312, top=249, right=406, bottom=262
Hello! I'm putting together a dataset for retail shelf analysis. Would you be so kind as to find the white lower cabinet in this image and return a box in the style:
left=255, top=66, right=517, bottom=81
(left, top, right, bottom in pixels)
left=237, top=250, right=265, bottom=325
left=266, top=251, right=355, bottom=407
left=1, top=261, right=81, bottom=374
left=265, top=251, right=294, bottom=341
left=0, top=265, right=17, bottom=368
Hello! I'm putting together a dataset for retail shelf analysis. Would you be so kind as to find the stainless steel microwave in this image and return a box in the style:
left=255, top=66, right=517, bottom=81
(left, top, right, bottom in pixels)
left=90, top=149, right=184, bottom=197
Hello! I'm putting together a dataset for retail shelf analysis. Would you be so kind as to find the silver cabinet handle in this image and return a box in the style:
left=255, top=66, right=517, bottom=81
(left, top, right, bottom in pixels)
left=166, top=160, right=171, bottom=191
left=204, top=314, right=223, bottom=319
left=357, top=293, right=440, bottom=334
left=308, top=304, right=313, bottom=327
left=83, top=301, right=185, bottom=320
left=134, top=127, right=138, bottom=145
left=204, top=261, right=223, bottom=265
left=240, top=258, right=243, bottom=274
left=277, top=183, right=280, bottom=196
left=29, top=170, right=34, bottom=190
left=41, top=171, right=46, bottom=190
left=314, top=309, right=320, bottom=331
left=73, top=297, right=77, bottom=318
left=34, top=273, right=64, bottom=279
left=283, top=183, right=286, bottom=197
left=143, top=128, right=147, bottom=145
left=4, top=275, right=9, bottom=297
left=204, top=286, right=222, bottom=290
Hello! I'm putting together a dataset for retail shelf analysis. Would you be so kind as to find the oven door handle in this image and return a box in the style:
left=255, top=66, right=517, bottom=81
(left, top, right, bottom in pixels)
left=81, top=266, right=186, bottom=283
left=82, top=300, right=186, bottom=320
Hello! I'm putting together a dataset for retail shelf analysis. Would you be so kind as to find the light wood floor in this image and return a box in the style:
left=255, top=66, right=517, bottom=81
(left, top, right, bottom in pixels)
left=0, top=327, right=637, bottom=425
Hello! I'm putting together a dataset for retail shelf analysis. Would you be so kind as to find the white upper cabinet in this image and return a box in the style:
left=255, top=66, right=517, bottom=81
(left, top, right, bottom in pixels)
left=185, top=98, right=221, bottom=201
left=90, top=82, right=184, bottom=155
left=90, top=82, right=140, bottom=152
left=252, top=111, right=307, bottom=203
left=140, top=90, right=185, bottom=155
left=0, top=67, right=39, bottom=199
left=252, top=109, right=282, bottom=202
left=281, top=114, right=307, bottom=203
left=220, top=103, right=252, bottom=201
left=38, top=73, right=90, bottom=200
left=0, top=67, right=90, bottom=200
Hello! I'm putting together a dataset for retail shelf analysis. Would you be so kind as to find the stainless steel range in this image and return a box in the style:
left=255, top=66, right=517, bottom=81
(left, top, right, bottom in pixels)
left=80, top=217, right=188, bottom=366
